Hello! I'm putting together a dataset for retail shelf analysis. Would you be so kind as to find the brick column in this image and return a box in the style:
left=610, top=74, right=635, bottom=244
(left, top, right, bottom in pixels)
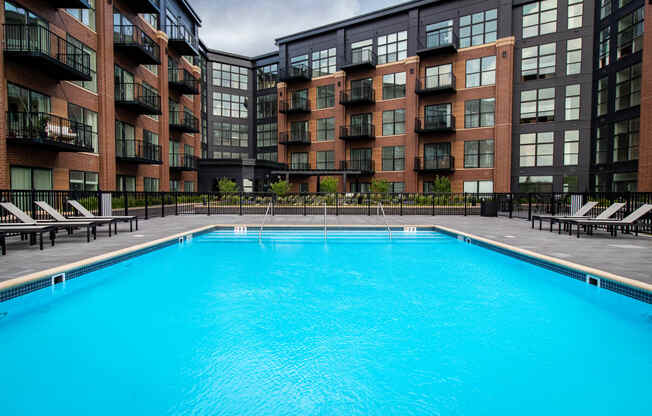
left=0, top=2, right=8, bottom=188
left=637, top=3, right=652, bottom=191
left=405, top=56, right=419, bottom=192
left=277, top=82, right=288, bottom=164
left=192, top=64, right=202, bottom=187
left=334, top=71, right=347, bottom=191
left=157, top=31, right=170, bottom=191
left=493, top=37, right=515, bottom=193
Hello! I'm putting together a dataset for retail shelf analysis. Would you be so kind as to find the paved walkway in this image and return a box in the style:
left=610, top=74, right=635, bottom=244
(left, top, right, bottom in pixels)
left=1, top=215, right=650, bottom=284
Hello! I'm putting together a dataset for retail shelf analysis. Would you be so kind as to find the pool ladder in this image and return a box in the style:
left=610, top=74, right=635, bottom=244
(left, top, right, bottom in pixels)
left=258, top=201, right=273, bottom=242
left=377, top=203, right=392, bottom=240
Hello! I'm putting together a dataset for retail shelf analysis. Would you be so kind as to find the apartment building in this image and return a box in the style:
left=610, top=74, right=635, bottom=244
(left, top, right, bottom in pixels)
left=0, top=0, right=202, bottom=193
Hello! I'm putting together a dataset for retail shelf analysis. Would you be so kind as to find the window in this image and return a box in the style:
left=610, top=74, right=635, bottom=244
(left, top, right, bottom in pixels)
left=257, top=122, right=277, bottom=147
left=424, top=64, right=452, bottom=89
left=600, top=0, right=612, bottom=19
left=351, top=182, right=370, bottom=193
left=382, top=146, right=405, bottom=171
left=350, top=39, right=373, bottom=64
left=563, top=176, right=579, bottom=192
left=144, top=130, right=158, bottom=146
left=466, top=56, right=496, bottom=87
left=595, top=125, right=609, bottom=165
left=212, top=63, right=248, bottom=90
left=565, top=84, right=580, bottom=120
left=290, top=120, right=309, bottom=141
left=316, top=84, right=335, bottom=109
left=389, top=182, right=405, bottom=193
left=425, top=20, right=453, bottom=49
left=350, top=78, right=372, bottom=101
left=290, top=54, right=309, bottom=71
left=564, top=130, right=579, bottom=166
left=519, top=132, right=554, bottom=167
left=169, top=180, right=179, bottom=192
left=257, top=94, right=277, bottom=119
left=6, top=82, right=50, bottom=114
left=519, top=176, right=553, bottom=193
left=351, top=148, right=372, bottom=170
left=351, top=113, right=372, bottom=135
left=213, top=122, right=248, bottom=147
left=184, top=181, right=195, bottom=192
left=67, top=35, right=97, bottom=92
left=521, top=42, right=556, bottom=80
left=382, top=72, right=406, bottom=99
left=144, top=64, right=158, bottom=75
left=316, top=151, right=335, bottom=170
left=311, top=48, right=336, bottom=78
left=213, top=151, right=247, bottom=160
left=67, top=0, right=95, bottom=30
left=598, top=27, right=610, bottom=69
left=10, top=166, right=52, bottom=190
left=459, top=9, right=497, bottom=48
left=615, top=63, right=641, bottom=111
left=144, top=177, right=159, bottom=192
left=612, top=172, right=637, bottom=192
left=142, top=13, right=158, bottom=29
left=464, top=98, right=495, bottom=128
left=424, top=103, right=452, bottom=128
left=117, top=175, right=136, bottom=192
left=566, top=38, right=581, bottom=75
left=68, top=103, right=98, bottom=152
left=317, top=118, right=335, bottom=141
left=617, top=7, right=644, bottom=59
left=424, top=143, right=451, bottom=169
left=299, top=183, right=309, bottom=194
left=464, top=180, right=494, bottom=193
left=291, top=152, right=309, bottom=170
left=257, top=151, right=278, bottom=162
left=69, top=171, right=98, bottom=191
left=613, top=118, right=639, bottom=162
left=377, top=31, right=407, bottom=64
left=212, top=93, right=247, bottom=118
left=257, top=63, right=278, bottom=90
left=520, top=88, right=555, bottom=123
left=597, top=78, right=609, bottom=117
left=382, top=109, right=406, bottom=136
left=522, top=0, right=557, bottom=38
left=464, top=140, right=494, bottom=168
left=568, top=0, right=583, bottom=29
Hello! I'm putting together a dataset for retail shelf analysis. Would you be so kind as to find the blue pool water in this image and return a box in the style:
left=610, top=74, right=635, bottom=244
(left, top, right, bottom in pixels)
left=0, top=229, right=651, bottom=415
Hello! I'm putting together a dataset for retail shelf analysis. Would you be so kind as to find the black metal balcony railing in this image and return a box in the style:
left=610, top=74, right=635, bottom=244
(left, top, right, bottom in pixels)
left=169, top=111, right=200, bottom=133
left=417, top=28, right=458, bottom=56
left=53, top=0, right=91, bottom=8
left=6, top=112, right=94, bottom=152
left=415, top=114, right=455, bottom=133
left=113, top=25, right=160, bottom=65
left=3, top=24, right=91, bottom=81
left=279, top=64, right=312, bottom=83
left=340, top=87, right=375, bottom=106
left=341, top=160, right=375, bottom=173
left=340, top=124, right=375, bottom=140
left=416, top=73, right=456, bottom=95
left=116, top=140, right=162, bottom=164
left=170, top=153, right=198, bottom=170
left=279, top=98, right=311, bottom=113
left=166, top=25, right=198, bottom=56
left=343, top=49, right=377, bottom=70
left=279, top=131, right=311, bottom=145
left=130, top=0, right=159, bottom=13
left=168, top=67, right=200, bottom=95
left=289, top=162, right=311, bottom=171
left=414, top=156, right=454, bottom=172
left=115, top=83, right=162, bottom=115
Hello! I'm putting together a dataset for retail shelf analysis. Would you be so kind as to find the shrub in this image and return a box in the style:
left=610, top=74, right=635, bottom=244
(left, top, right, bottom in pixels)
left=217, top=178, right=239, bottom=194
left=320, top=177, right=338, bottom=193
left=432, top=176, right=451, bottom=193
left=270, top=180, right=290, bottom=197
left=370, top=178, right=390, bottom=194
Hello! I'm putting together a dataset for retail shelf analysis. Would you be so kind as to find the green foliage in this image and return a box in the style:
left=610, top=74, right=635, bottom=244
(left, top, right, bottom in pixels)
left=432, top=176, right=451, bottom=193
left=370, top=178, right=390, bottom=194
left=217, top=177, right=239, bottom=193
left=320, top=177, right=338, bottom=193
left=270, top=180, right=291, bottom=197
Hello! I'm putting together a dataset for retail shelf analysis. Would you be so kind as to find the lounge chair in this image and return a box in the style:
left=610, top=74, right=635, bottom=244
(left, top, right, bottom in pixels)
left=561, top=204, right=652, bottom=238
left=0, top=224, right=58, bottom=255
left=0, top=202, right=97, bottom=242
left=68, top=200, right=138, bottom=232
left=531, top=201, right=599, bottom=231
left=35, top=201, right=117, bottom=236
left=552, top=202, right=626, bottom=234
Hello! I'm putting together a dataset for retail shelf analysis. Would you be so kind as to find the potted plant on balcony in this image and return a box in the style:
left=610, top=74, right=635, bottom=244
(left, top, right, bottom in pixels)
left=37, top=115, right=50, bottom=138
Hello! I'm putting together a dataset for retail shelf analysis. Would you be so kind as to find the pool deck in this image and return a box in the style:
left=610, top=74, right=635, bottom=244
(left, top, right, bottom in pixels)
left=1, top=215, right=651, bottom=286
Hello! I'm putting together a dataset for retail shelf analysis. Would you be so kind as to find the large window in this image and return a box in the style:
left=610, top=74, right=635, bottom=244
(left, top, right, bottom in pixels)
left=613, top=118, right=639, bottom=162
left=68, top=103, right=98, bottom=152
left=212, top=63, right=248, bottom=90
left=291, top=152, right=309, bottom=169
left=564, top=84, right=580, bottom=120
left=424, top=64, right=452, bottom=89
left=311, top=48, right=336, bottom=78
left=521, top=42, right=556, bottom=80
left=568, top=0, right=583, bottom=29
left=389, top=182, right=405, bottom=193
left=464, top=98, right=495, bottom=128
left=522, top=0, right=557, bottom=38
left=257, top=63, right=278, bottom=90
left=519, top=176, right=553, bottom=193
left=597, top=77, right=609, bottom=117
left=377, top=31, right=407, bottom=64
left=617, top=7, right=644, bottom=60
left=566, top=38, right=582, bottom=75
left=316, top=151, right=335, bottom=170
left=316, top=84, right=335, bottom=109
left=599, top=27, right=610, bottom=69
left=117, top=175, right=136, bottom=192
left=350, top=39, right=372, bottom=64
left=459, top=9, right=497, bottom=48
left=67, top=0, right=95, bottom=30
left=68, top=35, right=97, bottom=92
left=257, top=122, right=277, bottom=148
left=144, top=177, right=159, bottom=192
left=10, top=166, right=52, bottom=190
left=425, top=20, right=453, bottom=49
left=257, top=151, right=278, bottom=162
left=70, top=171, right=98, bottom=191
left=382, top=146, right=405, bottom=171
left=615, top=63, right=641, bottom=111
left=184, top=181, right=195, bottom=192
left=520, top=88, right=555, bottom=123
left=564, top=130, right=579, bottom=166
left=382, top=72, right=406, bottom=99
left=257, top=94, right=277, bottom=119
left=519, top=132, right=554, bottom=167
left=7, top=82, right=50, bottom=114
left=382, top=109, right=406, bottom=136
left=464, top=180, right=494, bottom=193
left=212, top=122, right=248, bottom=147
left=317, top=118, right=335, bottom=142
left=466, top=56, right=496, bottom=87
left=212, top=93, right=247, bottom=118
left=464, top=139, right=494, bottom=168
left=600, top=0, right=612, bottom=19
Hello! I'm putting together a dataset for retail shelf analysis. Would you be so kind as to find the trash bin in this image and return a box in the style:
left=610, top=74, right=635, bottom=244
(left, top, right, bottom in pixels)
left=480, top=199, right=498, bottom=217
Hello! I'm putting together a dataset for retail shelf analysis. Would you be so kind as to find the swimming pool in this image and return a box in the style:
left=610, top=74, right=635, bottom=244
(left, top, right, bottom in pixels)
left=0, top=229, right=650, bottom=415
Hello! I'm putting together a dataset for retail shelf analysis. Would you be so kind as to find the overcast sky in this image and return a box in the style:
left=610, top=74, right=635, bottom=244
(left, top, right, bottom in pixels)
left=193, top=0, right=408, bottom=56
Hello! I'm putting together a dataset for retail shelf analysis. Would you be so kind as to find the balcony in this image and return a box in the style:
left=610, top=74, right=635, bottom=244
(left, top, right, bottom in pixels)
left=341, top=49, right=377, bottom=72
left=414, top=156, right=454, bottom=173
left=288, top=162, right=312, bottom=171
left=6, top=112, right=94, bottom=152
left=114, top=25, right=160, bottom=65
left=416, top=73, right=456, bottom=95
left=340, top=87, right=375, bottom=106
left=279, top=131, right=311, bottom=145
left=130, top=0, right=159, bottom=13
left=52, top=0, right=91, bottom=8
left=115, top=83, right=161, bottom=115
left=170, top=153, right=198, bottom=171
left=116, top=140, right=162, bottom=164
left=166, top=25, right=198, bottom=56
left=279, top=98, right=310, bottom=114
left=340, top=124, right=375, bottom=141
left=3, top=25, right=91, bottom=81
left=168, top=67, right=200, bottom=95
left=340, top=160, right=375, bottom=175
left=169, top=111, right=200, bottom=133
left=279, top=64, right=311, bottom=83
left=415, top=114, right=455, bottom=133
left=416, top=28, right=458, bottom=57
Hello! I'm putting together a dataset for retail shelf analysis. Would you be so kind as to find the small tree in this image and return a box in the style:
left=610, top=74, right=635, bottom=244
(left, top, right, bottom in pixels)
left=370, top=178, right=390, bottom=194
left=217, top=177, right=239, bottom=193
left=270, top=180, right=290, bottom=197
left=320, top=177, right=338, bottom=193
left=432, top=176, right=451, bottom=193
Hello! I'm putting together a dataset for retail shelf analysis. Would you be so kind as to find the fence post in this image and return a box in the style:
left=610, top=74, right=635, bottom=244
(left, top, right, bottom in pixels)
left=400, top=193, right=403, bottom=216
left=239, top=192, right=243, bottom=216
left=367, top=193, right=371, bottom=216
left=30, top=188, right=36, bottom=219
left=303, top=194, right=306, bottom=216
left=124, top=191, right=129, bottom=216
left=464, top=193, right=467, bottom=216
left=145, top=192, right=149, bottom=219
left=432, top=193, right=435, bottom=216
left=97, top=189, right=102, bottom=216
left=335, top=193, right=339, bottom=216
left=509, top=193, right=513, bottom=219
left=207, top=194, right=211, bottom=216
left=528, top=193, right=532, bottom=221
left=550, top=193, right=555, bottom=216
left=175, top=192, right=178, bottom=215
left=272, top=194, right=276, bottom=216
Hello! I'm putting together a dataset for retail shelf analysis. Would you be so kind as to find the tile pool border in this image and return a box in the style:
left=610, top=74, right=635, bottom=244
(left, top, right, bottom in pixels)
left=0, top=224, right=650, bottom=305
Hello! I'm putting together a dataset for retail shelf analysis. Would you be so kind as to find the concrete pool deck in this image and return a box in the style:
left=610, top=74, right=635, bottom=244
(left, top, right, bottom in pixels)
left=1, top=215, right=651, bottom=286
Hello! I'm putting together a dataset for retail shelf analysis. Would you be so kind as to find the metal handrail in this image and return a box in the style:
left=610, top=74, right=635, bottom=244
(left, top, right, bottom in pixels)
left=323, top=203, right=327, bottom=240
left=259, top=201, right=272, bottom=242
left=378, top=203, right=392, bottom=240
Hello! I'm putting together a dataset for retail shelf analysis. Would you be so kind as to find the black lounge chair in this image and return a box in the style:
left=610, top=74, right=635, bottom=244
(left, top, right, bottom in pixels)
left=531, top=201, right=598, bottom=231
left=0, top=224, right=58, bottom=255
left=35, top=201, right=117, bottom=236
left=68, top=200, right=138, bottom=232
left=560, top=204, right=652, bottom=238
left=552, top=202, right=626, bottom=233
